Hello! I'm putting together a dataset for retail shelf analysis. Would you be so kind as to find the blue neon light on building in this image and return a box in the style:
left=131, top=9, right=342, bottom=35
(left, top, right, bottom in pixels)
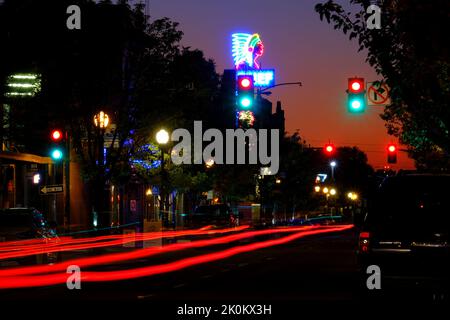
left=236, top=69, right=275, bottom=88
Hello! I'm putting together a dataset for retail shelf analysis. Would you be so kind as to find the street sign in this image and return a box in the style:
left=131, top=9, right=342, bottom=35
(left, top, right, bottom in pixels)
left=367, top=81, right=390, bottom=106
left=40, top=184, right=63, bottom=195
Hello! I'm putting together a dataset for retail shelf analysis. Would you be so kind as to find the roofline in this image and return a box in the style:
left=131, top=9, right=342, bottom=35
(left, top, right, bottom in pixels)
left=0, top=152, right=53, bottom=164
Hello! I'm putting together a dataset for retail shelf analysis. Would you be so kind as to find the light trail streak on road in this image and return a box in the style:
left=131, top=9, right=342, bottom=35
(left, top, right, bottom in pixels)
left=0, top=225, right=321, bottom=277
left=0, top=226, right=249, bottom=261
left=0, top=225, right=353, bottom=288
left=0, top=225, right=215, bottom=252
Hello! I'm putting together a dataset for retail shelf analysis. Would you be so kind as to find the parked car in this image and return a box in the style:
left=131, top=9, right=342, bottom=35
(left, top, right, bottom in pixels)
left=188, top=204, right=239, bottom=228
left=0, top=207, right=58, bottom=265
left=358, top=174, right=450, bottom=297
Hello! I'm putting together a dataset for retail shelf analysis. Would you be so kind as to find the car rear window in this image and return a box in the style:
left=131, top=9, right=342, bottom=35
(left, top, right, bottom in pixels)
left=367, top=175, right=450, bottom=236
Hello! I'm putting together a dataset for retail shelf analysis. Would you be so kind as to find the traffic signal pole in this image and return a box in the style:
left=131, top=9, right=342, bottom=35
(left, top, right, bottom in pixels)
left=258, top=82, right=302, bottom=95
left=64, top=130, right=70, bottom=232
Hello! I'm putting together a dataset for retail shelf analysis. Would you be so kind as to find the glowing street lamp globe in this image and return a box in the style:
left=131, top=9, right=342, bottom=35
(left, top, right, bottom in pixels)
left=93, top=111, right=110, bottom=129
left=156, top=129, right=169, bottom=145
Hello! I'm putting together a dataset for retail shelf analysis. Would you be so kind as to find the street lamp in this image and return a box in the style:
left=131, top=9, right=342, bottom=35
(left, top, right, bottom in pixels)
left=205, top=158, right=215, bottom=168
left=330, top=161, right=337, bottom=181
left=348, top=192, right=358, bottom=201
left=156, top=129, right=169, bottom=145
left=93, top=111, right=110, bottom=165
left=93, top=111, right=110, bottom=228
left=156, top=129, right=170, bottom=226
left=93, top=111, right=110, bottom=129
left=329, top=188, right=337, bottom=196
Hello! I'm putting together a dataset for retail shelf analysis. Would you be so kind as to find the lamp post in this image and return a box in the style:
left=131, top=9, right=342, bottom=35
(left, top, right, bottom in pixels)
left=93, top=111, right=109, bottom=228
left=330, top=160, right=337, bottom=181
left=93, top=111, right=109, bottom=167
left=156, top=129, right=169, bottom=226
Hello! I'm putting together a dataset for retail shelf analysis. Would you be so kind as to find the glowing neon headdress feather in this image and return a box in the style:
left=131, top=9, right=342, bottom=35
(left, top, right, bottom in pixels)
left=232, top=33, right=263, bottom=69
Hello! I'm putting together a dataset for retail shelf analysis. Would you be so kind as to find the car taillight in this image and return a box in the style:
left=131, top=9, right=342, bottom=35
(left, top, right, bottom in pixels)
left=359, top=231, right=370, bottom=253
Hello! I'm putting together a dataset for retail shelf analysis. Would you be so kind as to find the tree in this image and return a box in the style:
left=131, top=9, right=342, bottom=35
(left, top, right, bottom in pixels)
left=315, top=0, right=450, bottom=169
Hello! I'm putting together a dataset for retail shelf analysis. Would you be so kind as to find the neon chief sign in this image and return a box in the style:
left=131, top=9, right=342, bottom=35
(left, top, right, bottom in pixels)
left=232, top=33, right=264, bottom=69
left=232, top=33, right=275, bottom=88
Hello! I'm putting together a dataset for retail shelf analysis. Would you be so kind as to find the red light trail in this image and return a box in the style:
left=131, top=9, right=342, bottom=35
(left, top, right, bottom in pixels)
left=0, top=225, right=249, bottom=260
left=0, top=225, right=353, bottom=288
left=0, top=225, right=321, bottom=277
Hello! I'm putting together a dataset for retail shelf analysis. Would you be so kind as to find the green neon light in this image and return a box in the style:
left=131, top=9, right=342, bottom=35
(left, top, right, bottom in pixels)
left=6, top=73, right=41, bottom=97
left=7, top=83, right=36, bottom=88
left=11, top=74, right=37, bottom=80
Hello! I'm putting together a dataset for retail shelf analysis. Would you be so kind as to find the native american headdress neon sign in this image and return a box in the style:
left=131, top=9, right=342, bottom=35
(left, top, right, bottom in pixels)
left=232, top=33, right=264, bottom=70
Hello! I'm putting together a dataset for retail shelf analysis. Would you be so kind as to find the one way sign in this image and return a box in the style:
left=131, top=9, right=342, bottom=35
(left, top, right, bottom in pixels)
left=40, top=185, right=64, bottom=195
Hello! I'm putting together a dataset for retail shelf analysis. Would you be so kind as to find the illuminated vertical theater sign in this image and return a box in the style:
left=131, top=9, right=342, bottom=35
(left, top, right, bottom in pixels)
left=232, top=33, right=275, bottom=128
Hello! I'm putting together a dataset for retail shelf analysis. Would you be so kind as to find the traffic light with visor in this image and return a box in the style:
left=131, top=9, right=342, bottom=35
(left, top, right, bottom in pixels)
left=347, top=78, right=366, bottom=113
left=387, top=143, right=397, bottom=164
left=236, top=75, right=254, bottom=109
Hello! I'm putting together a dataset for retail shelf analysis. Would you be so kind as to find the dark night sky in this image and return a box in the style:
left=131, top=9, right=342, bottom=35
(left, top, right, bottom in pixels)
left=143, top=0, right=414, bottom=169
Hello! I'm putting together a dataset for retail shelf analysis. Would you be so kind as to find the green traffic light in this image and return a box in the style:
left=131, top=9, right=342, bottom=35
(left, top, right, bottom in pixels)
left=351, top=100, right=362, bottom=110
left=239, top=97, right=252, bottom=108
left=348, top=94, right=366, bottom=113
left=51, top=149, right=63, bottom=160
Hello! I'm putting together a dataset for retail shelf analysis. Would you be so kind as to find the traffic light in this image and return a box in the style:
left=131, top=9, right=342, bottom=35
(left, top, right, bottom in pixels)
left=51, top=129, right=63, bottom=142
left=347, top=77, right=366, bottom=113
left=236, top=75, right=254, bottom=109
left=324, top=143, right=335, bottom=156
left=387, top=143, right=397, bottom=164
left=50, top=129, right=64, bottom=161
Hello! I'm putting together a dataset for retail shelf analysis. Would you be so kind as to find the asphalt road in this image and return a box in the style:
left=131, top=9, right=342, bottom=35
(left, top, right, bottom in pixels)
left=1, top=227, right=446, bottom=316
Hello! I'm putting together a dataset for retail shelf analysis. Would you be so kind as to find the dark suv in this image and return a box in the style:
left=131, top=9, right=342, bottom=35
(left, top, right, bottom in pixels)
left=358, top=174, right=449, bottom=296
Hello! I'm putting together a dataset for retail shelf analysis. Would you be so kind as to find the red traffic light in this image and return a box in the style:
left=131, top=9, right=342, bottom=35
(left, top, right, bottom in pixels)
left=387, top=144, right=397, bottom=153
left=348, top=78, right=365, bottom=93
left=237, top=75, right=253, bottom=90
left=324, top=143, right=335, bottom=155
left=240, top=78, right=251, bottom=88
left=387, top=144, right=397, bottom=164
left=51, top=130, right=63, bottom=142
